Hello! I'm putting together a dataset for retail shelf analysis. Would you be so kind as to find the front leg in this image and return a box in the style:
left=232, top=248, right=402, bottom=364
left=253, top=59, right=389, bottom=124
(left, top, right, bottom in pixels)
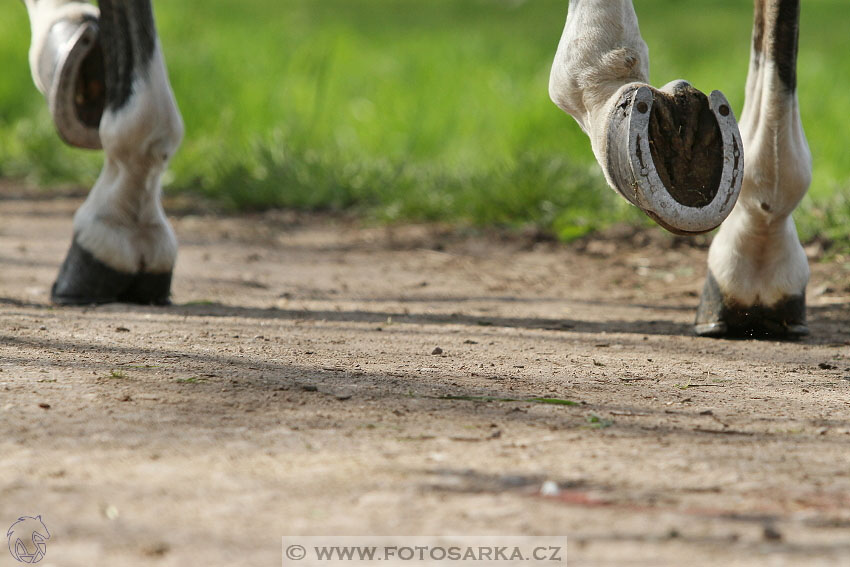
left=25, top=0, right=183, bottom=305
left=695, top=0, right=811, bottom=338
left=549, top=0, right=744, bottom=235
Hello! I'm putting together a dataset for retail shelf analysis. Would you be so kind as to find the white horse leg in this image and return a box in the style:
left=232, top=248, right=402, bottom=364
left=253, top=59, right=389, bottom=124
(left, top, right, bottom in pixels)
left=696, top=0, right=810, bottom=338
left=24, top=0, right=183, bottom=305
left=549, top=0, right=744, bottom=235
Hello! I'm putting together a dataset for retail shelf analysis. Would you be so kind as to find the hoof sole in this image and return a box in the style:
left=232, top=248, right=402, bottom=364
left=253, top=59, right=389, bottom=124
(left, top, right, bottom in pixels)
left=605, top=82, right=743, bottom=235
left=52, top=238, right=172, bottom=306
left=40, top=13, right=104, bottom=149
left=695, top=272, right=807, bottom=339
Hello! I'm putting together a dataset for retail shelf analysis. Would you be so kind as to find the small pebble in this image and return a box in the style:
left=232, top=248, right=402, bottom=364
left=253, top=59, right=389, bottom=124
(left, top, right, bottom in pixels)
left=38, top=403, right=51, bottom=410
left=142, top=542, right=170, bottom=557
left=763, top=524, right=783, bottom=542
left=540, top=481, right=560, bottom=497
left=432, top=347, right=443, bottom=355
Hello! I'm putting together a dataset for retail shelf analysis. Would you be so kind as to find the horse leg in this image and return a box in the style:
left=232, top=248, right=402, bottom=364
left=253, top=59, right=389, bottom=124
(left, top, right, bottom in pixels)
left=24, top=0, right=183, bottom=305
left=549, top=0, right=744, bottom=236
left=695, top=0, right=811, bottom=338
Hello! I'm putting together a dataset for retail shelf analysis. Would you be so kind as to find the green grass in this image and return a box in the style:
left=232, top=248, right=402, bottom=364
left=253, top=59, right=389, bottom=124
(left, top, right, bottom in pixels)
left=586, top=414, right=614, bottom=430
left=0, top=0, right=848, bottom=242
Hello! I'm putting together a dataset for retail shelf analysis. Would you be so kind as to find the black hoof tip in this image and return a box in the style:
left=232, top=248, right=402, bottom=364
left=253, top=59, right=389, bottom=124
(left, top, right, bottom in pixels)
left=695, top=272, right=807, bottom=340
left=783, top=324, right=811, bottom=338
left=52, top=237, right=172, bottom=306
left=117, top=272, right=173, bottom=306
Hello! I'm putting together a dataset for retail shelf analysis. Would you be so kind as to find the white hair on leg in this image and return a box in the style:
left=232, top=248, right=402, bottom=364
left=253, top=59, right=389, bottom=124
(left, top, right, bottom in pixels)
left=548, top=0, right=743, bottom=235
left=549, top=0, right=649, bottom=157
left=23, top=0, right=97, bottom=94
left=74, top=44, right=183, bottom=276
left=34, top=0, right=185, bottom=304
left=698, top=0, right=810, bottom=337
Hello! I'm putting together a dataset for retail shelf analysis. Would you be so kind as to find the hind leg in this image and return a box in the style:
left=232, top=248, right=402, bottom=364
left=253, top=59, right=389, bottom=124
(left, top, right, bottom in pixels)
left=696, top=0, right=811, bottom=338
left=24, top=0, right=183, bottom=305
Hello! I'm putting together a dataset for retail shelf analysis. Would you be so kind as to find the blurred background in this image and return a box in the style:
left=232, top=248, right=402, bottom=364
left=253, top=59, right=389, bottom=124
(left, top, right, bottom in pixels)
left=0, top=0, right=847, bottom=244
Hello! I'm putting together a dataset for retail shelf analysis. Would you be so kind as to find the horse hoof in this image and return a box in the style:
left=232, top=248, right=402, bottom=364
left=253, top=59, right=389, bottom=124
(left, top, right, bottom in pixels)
left=605, top=81, right=743, bottom=235
left=695, top=272, right=808, bottom=339
left=51, top=238, right=172, bottom=306
left=36, top=10, right=105, bottom=149
left=693, top=321, right=728, bottom=338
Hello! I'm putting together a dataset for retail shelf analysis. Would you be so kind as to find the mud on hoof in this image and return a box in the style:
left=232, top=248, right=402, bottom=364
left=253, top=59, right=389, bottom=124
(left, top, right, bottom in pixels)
left=51, top=238, right=172, bottom=306
left=695, top=273, right=808, bottom=339
left=605, top=81, right=743, bottom=235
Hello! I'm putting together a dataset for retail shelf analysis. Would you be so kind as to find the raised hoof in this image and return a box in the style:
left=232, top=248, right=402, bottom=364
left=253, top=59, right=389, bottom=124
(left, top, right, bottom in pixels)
left=695, top=273, right=808, bottom=340
left=37, top=11, right=105, bottom=149
left=606, top=81, right=743, bottom=235
left=51, top=238, right=172, bottom=306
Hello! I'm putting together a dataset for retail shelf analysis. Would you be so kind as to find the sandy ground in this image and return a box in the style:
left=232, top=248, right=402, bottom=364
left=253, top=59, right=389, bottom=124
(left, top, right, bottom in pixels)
left=0, top=196, right=849, bottom=567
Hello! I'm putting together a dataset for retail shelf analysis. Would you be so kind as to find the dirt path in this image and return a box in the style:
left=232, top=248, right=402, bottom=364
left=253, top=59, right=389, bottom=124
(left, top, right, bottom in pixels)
left=0, top=197, right=848, bottom=566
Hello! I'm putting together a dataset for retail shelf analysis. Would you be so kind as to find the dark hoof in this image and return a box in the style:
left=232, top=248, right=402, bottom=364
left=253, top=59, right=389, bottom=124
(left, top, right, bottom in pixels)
left=695, top=272, right=808, bottom=339
left=52, top=237, right=172, bottom=306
